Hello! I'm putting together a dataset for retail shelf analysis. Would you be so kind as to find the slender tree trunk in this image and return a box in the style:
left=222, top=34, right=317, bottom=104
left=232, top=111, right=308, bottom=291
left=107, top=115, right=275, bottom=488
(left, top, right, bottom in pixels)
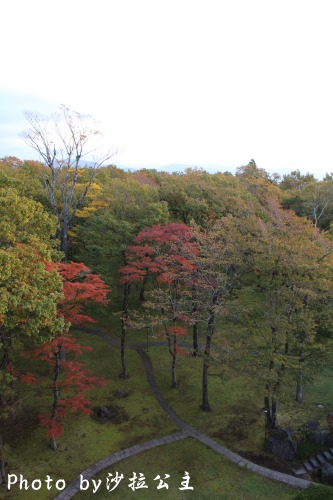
left=121, top=282, right=131, bottom=379
left=50, top=346, right=60, bottom=450
left=0, top=435, right=5, bottom=484
left=271, top=397, right=278, bottom=429
left=139, top=272, right=148, bottom=303
left=59, top=347, right=66, bottom=363
left=62, top=213, right=69, bottom=262
left=0, top=349, right=10, bottom=373
left=171, top=334, right=177, bottom=388
left=266, top=325, right=278, bottom=428
left=0, top=337, right=11, bottom=406
left=193, top=321, right=199, bottom=357
left=264, top=395, right=271, bottom=430
left=296, top=346, right=305, bottom=402
left=192, top=285, right=199, bottom=356
left=170, top=312, right=177, bottom=388
left=201, top=300, right=216, bottom=411
left=201, top=348, right=211, bottom=411
left=161, top=308, right=178, bottom=389
left=296, top=368, right=303, bottom=402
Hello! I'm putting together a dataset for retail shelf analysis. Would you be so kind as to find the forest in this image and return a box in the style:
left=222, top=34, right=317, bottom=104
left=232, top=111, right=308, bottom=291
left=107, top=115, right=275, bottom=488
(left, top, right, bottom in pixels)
left=0, top=107, right=333, bottom=499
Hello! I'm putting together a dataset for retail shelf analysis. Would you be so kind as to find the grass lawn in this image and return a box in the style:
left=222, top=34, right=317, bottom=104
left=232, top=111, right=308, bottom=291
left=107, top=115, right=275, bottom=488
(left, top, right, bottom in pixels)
left=0, top=329, right=177, bottom=499
left=1, top=317, right=332, bottom=499
left=148, top=343, right=333, bottom=458
left=74, top=438, right=298, bottom=499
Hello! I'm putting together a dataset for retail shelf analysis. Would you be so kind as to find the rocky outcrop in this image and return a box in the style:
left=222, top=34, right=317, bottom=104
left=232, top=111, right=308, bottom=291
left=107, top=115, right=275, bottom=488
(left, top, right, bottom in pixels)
left=265, top=428, right=300, bottom=460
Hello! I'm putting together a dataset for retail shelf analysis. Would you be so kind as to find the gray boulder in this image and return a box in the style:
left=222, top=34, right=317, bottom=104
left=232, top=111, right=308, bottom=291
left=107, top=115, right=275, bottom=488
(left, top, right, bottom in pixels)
left=324, top=430, right=333, bottom=448
left=308, top=430, right=328, bottom=446
left=302, top=420, right=320, bottom=430
left=115, top=389, right=129, bottom=398
left=265, top=428, right=299, bottom=460
left=96, top=407, right=115, bottom=420
left=321, top=462, right=333, bottom=486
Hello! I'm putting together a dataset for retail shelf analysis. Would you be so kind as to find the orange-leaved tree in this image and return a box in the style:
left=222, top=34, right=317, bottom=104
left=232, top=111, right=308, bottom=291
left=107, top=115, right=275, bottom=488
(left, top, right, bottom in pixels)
left=23, top=261, right=110, bottom=449
left=120, top=223, right=198, bottom=388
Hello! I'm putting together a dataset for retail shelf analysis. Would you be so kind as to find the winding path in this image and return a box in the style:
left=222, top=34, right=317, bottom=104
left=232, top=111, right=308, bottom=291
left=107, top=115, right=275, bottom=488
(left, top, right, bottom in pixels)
left=55, top=328, right=312, bottom=499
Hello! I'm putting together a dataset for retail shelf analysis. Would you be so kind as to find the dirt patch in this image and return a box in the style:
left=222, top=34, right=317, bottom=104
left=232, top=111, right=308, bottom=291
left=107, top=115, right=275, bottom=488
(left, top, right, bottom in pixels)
left=212, top=415, right=258, bottom=442
left=91, top=404, right=129, bottom=424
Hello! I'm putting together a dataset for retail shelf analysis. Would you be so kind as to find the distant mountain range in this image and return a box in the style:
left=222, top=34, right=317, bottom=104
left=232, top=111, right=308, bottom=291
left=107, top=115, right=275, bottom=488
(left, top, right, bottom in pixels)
left=118, top=164, right=196, bottom=173
left=80, top=162, right=222, bottom=174
left=112, top=163, right=230, bottom=174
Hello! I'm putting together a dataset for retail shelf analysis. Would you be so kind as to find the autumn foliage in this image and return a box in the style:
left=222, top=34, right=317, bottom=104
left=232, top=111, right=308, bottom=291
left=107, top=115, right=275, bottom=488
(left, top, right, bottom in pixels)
left=22, top=261, right=110, bottom=447
left=120, top=223, right=198, bottom=387
left=120, top=223, right=198, bottom=284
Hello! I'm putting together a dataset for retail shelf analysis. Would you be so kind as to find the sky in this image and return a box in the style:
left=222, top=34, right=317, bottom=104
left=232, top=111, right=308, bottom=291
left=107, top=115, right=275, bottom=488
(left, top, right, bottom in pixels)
left=1, top=0, right=333, bottom=179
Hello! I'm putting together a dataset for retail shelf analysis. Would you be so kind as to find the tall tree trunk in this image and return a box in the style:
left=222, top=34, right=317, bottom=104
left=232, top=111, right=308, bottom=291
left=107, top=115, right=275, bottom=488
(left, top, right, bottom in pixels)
left=0, top=336, right=11, bottom=405
left=271, top=397, right=278, bottom=429
left=171, top=334, right=177, bottom=388
left=192, top=285, right=199, bottom=356
left=296, top=346, right=305, bottom=402
left=59, top=347, right=66, bottom=363
left=62, top=213, right=69, bottom=262
left=139, top=272, right=148, bottom=303
left=201, top=300, right=216, bottom=412
left=296, top=368, right=303, bottom=402
left=170, top=309, right=178, bottom=389
left=0, top=329, right=11, bottom=374
left=50, top=346, right=60, bottom=450
left=0, top=435, right=5, bottom=484
left=121, top=282, right=131, bottom=379
left=201, top=348, right=211, bottom=411
left=55, top=223, right=62, bottom=251
left=161, top=308, right=178, bottom=389
left=193, top=321, right=199, bottom=357
left=264, top=395, right=271, bottom=430
left=266, top=325, right=278, bottom=428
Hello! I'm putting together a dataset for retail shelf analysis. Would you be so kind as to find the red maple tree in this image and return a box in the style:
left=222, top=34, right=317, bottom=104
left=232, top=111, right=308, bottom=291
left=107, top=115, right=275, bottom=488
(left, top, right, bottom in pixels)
left=120, top=223, right=198, bottom=387
left=22, top=261, right=110, bottom=449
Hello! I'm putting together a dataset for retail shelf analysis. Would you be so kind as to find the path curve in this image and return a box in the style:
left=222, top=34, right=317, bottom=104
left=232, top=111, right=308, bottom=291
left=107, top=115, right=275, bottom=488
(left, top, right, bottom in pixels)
left=56, top=328, right=312, bottom=499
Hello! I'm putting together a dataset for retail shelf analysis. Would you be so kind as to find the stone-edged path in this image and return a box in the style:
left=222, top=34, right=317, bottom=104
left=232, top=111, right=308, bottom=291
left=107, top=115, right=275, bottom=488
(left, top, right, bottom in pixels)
left=55, top=432, right=187, bottom=500
left=56, top=329, right=312, bottom=499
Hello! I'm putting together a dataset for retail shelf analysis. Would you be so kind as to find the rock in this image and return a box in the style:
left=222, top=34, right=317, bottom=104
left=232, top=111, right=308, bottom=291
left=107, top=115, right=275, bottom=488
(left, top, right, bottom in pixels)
left=308, top=430, right=328, bottom=446
left=96, top=407, right=115, bottom=420
left=302, top=420, right=320, bottom=430
left=115, top=389, right=129, bottom=398
left=321, top=462, right=333, bottom=485
left=324, top=430, right=333, bottom=448
left=265, top=428, right=299, bottom=460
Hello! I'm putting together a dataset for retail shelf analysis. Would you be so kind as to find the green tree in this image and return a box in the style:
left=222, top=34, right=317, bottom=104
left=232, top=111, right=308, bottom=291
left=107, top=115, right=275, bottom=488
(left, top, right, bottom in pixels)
left=76, top=177, right=169, bottom=378
left=279, top=169, right=315, bottom=191
left=159, top=168, right=246, bottom=225
left=282, top=178, right=333, bottom=231
left=0, top=187, right=65, bottom=481
left=0, top=187, right=65, bottom=395
left=0, top=157, right=49, bottom=206
left=245, top=199, right=332, bottom=427
left=190, top=214, right=259, bottom=411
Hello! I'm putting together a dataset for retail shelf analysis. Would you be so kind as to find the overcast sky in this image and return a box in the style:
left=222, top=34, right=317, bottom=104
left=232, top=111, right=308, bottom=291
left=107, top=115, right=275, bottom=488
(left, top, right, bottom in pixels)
left=1, top=0, right=333, bottom=178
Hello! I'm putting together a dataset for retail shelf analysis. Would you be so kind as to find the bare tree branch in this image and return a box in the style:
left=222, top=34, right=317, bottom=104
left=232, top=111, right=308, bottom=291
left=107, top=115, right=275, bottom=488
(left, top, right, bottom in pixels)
left=21, top=105, right=117, bottom=260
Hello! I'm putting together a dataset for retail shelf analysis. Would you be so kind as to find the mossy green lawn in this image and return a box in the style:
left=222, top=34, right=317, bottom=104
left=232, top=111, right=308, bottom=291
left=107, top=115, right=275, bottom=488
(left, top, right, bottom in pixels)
left=1, top=319, right=332, bottom=499
left=75, top=439, right=297, bottom=500
left=149, top=343, right=333, bottom=455
left=0, top=329, right=176, bottom=499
